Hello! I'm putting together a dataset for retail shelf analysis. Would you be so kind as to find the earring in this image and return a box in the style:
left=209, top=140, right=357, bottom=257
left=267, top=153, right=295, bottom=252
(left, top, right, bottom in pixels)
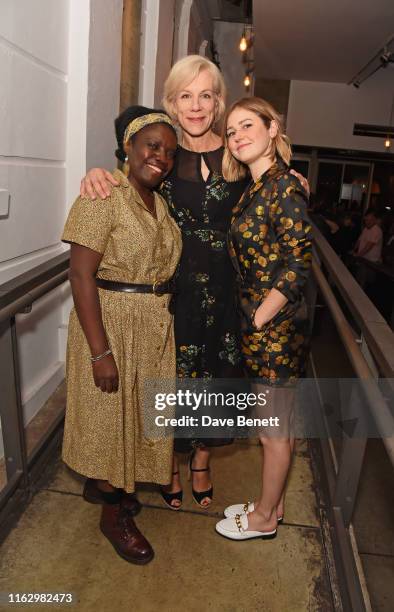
left=122, top=155, right=129, bottom=176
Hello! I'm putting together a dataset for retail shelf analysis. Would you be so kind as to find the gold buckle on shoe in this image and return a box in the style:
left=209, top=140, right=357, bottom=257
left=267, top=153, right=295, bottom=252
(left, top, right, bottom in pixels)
left=235, top=514, right=244, bottom=533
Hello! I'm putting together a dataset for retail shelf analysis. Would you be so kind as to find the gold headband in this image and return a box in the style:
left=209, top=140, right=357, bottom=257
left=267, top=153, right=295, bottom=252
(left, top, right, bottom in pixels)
left=123, top=113, right=175, bottom=146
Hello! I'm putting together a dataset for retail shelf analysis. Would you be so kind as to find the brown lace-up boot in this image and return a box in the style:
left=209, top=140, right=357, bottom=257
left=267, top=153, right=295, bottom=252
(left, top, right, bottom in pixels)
left=100, top=503, right=154, bottom=564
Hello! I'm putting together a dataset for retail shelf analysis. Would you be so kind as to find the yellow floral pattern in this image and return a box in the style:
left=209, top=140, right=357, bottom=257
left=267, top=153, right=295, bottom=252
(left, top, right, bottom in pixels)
left=228, top=160, right=312, bottom=384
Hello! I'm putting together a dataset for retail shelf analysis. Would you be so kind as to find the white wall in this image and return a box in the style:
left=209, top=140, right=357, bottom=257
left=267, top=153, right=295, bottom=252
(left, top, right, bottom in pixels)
left=86, top=0, right=123, bottom=171
left=287, top=69, right=394, bottom=152
left=0, top=0, right=69, bottom=281
left=0, top=0, right=93, bottom=450
left=0, top=0, right=68, bottom=458
left=0, top=0, right=123, bottom=459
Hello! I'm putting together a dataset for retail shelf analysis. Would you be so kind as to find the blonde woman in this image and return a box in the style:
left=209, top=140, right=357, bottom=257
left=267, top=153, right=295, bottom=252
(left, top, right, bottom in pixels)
left=79, top=57, right=309, bottom=512
left=215, top=97, right=312, bottom=540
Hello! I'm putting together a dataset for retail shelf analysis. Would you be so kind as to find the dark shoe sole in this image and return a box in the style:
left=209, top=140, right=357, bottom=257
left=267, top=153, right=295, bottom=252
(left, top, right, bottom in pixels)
left=100, top=526, right=154, bottom=565
left=259, top=531, right=277, bottom=540
left=112, top=545, right=154, bottom=565
left=216, top=529, right=277, bottom=541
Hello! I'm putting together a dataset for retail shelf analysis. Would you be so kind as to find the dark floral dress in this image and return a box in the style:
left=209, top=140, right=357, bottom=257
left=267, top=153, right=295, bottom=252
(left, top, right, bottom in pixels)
left=228, top=159, right=312, bottom=385
left=160, top=146, right=247, bottom=450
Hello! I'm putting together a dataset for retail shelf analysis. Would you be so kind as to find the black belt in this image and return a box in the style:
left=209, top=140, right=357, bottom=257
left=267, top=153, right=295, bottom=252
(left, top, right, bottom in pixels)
left=96, top=278, right=176, bottom=296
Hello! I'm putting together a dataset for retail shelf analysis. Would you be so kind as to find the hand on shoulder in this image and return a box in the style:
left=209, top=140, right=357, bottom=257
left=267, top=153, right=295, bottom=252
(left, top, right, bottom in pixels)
left=289, top=169, right=310, bottom=196
left=80, top=168, right=119, bottom=200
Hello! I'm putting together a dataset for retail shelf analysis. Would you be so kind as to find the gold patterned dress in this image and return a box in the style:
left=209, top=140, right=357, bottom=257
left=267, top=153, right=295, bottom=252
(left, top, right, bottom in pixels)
left=228, top=160, right=312, bottom=385
left=62, top=170, right=182, bottom=492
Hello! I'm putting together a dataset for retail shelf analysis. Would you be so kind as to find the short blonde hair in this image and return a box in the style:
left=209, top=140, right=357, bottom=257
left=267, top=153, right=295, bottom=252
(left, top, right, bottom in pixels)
left=162, top=55, right=226, bottom=125
left=222, top=97, right=292, bottom=182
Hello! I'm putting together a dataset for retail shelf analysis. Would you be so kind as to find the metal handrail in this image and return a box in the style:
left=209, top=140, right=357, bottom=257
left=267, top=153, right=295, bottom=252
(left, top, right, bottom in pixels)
left=312, top=258, right=394, bottom=466
left=313, top=225, right=394, bottom=379
left=312, top=224, right=394, bottom=465
left=311, top=226, right=394, bottom=610
left=0, top=252, right=69, bottom=323
left=350, top=254, right=394, bottom=282
left=0, top=251, right=70, bottom=530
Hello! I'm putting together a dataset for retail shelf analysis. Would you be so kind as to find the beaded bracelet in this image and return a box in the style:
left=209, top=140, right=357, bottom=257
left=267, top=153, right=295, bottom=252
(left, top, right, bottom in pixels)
left=90, top=348, right=112, bottom=363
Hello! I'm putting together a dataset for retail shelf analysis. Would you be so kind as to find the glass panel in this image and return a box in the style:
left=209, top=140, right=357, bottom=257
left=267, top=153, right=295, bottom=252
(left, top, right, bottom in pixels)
left=316, top=162, right=343, bottom=208
left=370, top=161, right=394, bottom=214
left=341, top=164, right=370, bottom=210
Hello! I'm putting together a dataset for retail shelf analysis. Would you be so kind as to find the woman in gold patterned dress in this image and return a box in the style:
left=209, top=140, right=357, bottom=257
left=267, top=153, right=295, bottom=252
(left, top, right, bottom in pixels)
left=215, top=97, right=312, bottom=541
left=62, top=107, right=181, bottom=563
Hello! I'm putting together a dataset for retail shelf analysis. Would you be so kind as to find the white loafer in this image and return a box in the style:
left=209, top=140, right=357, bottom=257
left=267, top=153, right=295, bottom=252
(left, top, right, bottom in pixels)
left=215, top=513, right=277, bottom=541
left=224, top=502, right=283, bottom=524
left=224, top=501, right=255, bottom=518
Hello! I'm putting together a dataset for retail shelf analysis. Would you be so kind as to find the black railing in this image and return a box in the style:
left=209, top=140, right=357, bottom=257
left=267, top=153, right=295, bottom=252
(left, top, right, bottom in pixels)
left=309, top=225, right=394, bottom=612
left=0, top=252, right=69, bottom=540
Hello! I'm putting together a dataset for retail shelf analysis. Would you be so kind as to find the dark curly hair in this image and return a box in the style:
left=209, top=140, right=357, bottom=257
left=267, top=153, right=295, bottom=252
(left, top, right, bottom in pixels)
left=114, top=105, right=176, bottom=163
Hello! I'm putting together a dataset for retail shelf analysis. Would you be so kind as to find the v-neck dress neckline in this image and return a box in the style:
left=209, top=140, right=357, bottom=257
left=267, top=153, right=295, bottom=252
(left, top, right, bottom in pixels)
left=176, top=145, right=224, bottom=185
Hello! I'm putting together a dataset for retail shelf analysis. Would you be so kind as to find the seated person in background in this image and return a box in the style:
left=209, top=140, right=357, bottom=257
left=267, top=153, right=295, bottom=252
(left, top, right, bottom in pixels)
left=353, top=209, right=383, bottom=263
left=352, top=208, right=383, bottom=291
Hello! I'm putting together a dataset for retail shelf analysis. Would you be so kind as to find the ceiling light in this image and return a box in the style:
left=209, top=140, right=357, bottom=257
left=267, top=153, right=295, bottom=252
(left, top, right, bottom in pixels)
left=244, top=74, right=251, bottom=87
left=385, top=137, right=391, bottom=149
left=239, top=36, right=247, bottom=52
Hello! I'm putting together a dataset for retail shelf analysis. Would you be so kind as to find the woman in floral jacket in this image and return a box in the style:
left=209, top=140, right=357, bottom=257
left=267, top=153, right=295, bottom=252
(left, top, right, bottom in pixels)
left=216, top=96, right=312, bottom=541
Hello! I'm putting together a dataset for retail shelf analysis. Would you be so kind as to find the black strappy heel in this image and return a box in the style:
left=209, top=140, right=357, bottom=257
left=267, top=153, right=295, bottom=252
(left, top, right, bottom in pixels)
left=188, top=451, right=213, bottom=508
left=160, top=471, right=183, bottom=510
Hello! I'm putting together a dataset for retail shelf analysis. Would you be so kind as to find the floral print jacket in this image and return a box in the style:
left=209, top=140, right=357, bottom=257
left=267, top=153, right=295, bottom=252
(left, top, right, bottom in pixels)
left=228, top=159, right=312, bottom=330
